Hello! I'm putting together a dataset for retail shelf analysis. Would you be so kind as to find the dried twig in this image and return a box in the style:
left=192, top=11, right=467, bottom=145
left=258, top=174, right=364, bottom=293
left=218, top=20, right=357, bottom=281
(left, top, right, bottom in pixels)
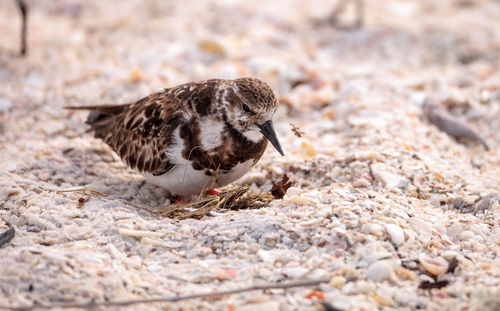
left=17, top=0, right=28, bottom=56
left=270, top=175, right=292, bottom=199
left=318, top=302, right=344, bottom=311
left=152, top=186, right=274, bottom=220
left=0, top=278, right=331, bottom=310
left=56, top=186, right=274, bottom=220
left=418, top=280, right=449, bottom=290
left=290, top=123, right=305, bottom=138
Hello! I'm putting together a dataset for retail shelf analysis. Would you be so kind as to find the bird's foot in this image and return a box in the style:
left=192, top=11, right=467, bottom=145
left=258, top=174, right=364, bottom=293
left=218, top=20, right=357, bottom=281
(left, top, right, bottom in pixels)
left=171, top=195, right=185, bottom=205
left=174, top=198, right=186, bottom=204
left=205, top=189, right=221, bottom=196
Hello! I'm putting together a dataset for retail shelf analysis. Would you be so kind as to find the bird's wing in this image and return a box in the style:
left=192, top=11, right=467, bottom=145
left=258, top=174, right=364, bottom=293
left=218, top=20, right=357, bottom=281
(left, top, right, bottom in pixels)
left=78, top=91, right=189, bottom=175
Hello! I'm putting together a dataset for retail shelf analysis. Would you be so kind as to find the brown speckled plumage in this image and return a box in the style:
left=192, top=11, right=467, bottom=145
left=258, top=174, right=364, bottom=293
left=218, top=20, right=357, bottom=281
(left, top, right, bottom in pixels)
left=67, top=77, right=284, bottom=195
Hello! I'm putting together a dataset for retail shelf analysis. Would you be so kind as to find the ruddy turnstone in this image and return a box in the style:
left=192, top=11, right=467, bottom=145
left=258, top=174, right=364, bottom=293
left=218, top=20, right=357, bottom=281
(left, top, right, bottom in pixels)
left=67, top=77, right=284, bottom=196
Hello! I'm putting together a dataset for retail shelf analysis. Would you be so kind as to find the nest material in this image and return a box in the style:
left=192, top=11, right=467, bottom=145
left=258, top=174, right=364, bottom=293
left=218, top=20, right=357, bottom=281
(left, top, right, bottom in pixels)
left=152, top=186, right=275, bottom=220
left=57, top=186, right=275, bottom=220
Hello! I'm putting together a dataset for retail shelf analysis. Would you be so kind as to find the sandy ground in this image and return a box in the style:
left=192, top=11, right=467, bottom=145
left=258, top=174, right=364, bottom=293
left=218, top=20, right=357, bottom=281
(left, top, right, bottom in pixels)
left=1, top=0, right=499, bottom=310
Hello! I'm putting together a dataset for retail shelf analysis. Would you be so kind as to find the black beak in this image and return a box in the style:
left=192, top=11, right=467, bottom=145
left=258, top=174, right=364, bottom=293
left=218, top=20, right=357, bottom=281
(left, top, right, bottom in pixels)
left=258, top=120, right=284, bottom=156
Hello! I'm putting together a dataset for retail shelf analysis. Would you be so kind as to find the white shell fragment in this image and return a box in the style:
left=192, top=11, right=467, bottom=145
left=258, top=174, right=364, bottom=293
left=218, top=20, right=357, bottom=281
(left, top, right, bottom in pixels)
left=283, top=267, right=309, bottom=279
left=419, top=255, right=448, bottom=276
left=118, top=228, right=163, bottom=238
left=371, top=163, right=410, bottom=189
left=0, top=98, right=12, bottom=112
left=239, top=301, right=280, bottom=311
left=408, top=218, right=433, bottom=242
left=385, top=224, right=405, bottom=246
left=366, top=260, right=394, bottom=282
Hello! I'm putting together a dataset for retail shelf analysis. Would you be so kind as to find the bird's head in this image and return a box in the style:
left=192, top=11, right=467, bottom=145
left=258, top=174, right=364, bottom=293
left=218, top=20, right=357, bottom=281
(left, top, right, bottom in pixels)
left=218, top=77, right=284, bottom=155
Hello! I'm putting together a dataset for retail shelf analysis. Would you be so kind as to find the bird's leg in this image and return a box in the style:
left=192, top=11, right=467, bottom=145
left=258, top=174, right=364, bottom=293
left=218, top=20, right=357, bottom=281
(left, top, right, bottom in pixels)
left=204, top=166, right=221, bottom=196
left=17, top=0, right=28, bottom=56
left=328, top=0, right=364, bottom=29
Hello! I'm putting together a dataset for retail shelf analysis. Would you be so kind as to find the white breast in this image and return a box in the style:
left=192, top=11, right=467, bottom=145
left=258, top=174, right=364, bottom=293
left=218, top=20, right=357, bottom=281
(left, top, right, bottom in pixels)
left=214, top=159, right=256, bottom=186
left=140, top=127, right=256, bottom=195
left=243, top=129, right=264, bottom=143
left=199, top=117, right=224, bottom=150
left=142, top=165, right=214, bottom=195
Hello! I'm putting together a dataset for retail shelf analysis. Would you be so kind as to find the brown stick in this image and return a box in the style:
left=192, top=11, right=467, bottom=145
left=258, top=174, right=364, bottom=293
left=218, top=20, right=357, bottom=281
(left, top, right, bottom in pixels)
left=17, top=0, right=28, bottom=56
left=0, top=278, right=330, bottom=310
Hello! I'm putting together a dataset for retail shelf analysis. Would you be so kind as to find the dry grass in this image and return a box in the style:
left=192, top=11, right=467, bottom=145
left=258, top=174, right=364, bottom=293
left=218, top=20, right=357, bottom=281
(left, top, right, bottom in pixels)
left=56, top=186, right=275, bottom=220
left=151, top=186, right=275, bottom=219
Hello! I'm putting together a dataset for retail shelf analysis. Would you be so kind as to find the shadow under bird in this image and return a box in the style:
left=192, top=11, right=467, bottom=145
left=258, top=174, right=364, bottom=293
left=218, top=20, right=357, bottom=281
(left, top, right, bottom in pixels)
left=66, top=77, right=284, bottom=196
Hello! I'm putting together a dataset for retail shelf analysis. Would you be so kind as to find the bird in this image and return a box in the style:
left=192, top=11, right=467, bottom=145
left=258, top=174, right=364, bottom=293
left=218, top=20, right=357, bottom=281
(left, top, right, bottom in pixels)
left=66, top=77, right=284, bottom=197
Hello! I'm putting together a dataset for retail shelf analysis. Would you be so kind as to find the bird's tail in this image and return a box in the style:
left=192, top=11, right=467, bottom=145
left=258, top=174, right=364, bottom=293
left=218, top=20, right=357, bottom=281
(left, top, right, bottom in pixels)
left=65, top=104, right=130, bottom=138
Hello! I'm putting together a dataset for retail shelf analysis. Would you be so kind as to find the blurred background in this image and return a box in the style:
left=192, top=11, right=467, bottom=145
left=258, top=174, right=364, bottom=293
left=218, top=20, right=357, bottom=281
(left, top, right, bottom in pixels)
left=1, top=0, right=499, bottom=179
left=1, top=0, right=500, bottom=185
left=1, top=0, right=499, bottom=100
left=1, top=0, right=500, bottom=160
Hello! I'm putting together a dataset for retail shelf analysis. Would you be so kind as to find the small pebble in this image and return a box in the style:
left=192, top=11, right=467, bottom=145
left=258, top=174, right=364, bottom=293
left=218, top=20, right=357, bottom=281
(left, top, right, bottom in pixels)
left=353, top=178, right=371, bottom=188
left=371, top=163, right=410, bottom=189
left=419, top=255, right=448, bottom=276
left=365, top=260, right=394, bottom=282
left=329, top=276, right=346, bottom=289
left=284, top=267, right=309, bottom=279
left=446, top=223, right=462, bottom=240
left=239, top=301, right=280, bottom=311
left=408, top=218, right=432, bottom=242
left=285, top=187, right=303, bottom=197
left=0, top=98, right=12, bottom=111
left=385, top=224, right=405, bottom=246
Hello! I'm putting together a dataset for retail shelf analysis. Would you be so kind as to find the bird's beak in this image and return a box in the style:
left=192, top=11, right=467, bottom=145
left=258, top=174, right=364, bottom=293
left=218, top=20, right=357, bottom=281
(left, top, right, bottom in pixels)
left=258, top=120, right=284, bottom=156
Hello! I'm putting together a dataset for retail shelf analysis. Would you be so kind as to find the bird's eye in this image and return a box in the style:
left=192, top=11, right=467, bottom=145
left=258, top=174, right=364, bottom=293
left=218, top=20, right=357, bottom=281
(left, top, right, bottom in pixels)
left=242, top=103, right=251, bottom=113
